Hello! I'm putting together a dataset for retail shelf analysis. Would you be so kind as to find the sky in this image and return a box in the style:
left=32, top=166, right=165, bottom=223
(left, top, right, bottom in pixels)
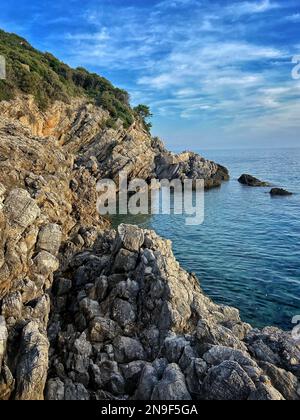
left=1, top=0, right=300, bottom=150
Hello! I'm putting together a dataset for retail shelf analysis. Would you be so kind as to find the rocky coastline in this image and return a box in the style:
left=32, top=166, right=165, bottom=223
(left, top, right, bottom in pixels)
left=0, top=94, right=299, bottom=401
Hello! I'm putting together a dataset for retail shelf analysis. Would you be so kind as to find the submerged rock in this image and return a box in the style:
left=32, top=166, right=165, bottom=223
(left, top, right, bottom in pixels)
left=270, top=188, right=293, bottom=196
left=238, top=174, right=270, bottom=187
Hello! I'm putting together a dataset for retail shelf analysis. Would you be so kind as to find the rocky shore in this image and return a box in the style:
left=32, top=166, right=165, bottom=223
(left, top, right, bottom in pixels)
left=0, top=95, right=299, bottom=401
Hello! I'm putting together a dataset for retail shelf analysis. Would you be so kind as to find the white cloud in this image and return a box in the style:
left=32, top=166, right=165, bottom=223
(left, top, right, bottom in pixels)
left=65, top=29, right=110, bottom=41
left=285, top=13, right=300, bottom=22
left=226, top=0, right=280, bottom=16
left=54, top=0, right=298, bottom=134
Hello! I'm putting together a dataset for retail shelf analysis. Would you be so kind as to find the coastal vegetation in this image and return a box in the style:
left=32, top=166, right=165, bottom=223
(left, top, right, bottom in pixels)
left=0, top=29, right=151, bottom=130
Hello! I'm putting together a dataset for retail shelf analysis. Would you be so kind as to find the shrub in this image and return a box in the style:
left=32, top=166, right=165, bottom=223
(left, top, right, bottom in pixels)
left=0, top=29, right=141, bottom=129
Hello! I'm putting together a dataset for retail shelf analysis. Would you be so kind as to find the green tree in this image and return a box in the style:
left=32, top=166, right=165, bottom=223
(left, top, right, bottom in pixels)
left=133, top=104, right=153, bottom=133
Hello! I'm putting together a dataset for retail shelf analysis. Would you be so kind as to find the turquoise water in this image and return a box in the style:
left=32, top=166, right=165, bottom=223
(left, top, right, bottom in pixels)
left=110, top=148, right=300, bottom=330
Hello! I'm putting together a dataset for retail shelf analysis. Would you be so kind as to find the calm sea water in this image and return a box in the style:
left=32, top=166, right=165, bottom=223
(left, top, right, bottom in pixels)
left=110, top=148, right=300, bottom=330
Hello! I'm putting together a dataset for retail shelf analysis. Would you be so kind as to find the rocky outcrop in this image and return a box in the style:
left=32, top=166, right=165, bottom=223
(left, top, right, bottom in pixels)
left=238, top=174, right=270, bottom=187
left=0, top=96, right=229, bottom=189
left=270, top=188, right=293, bottom=197
left=1, top=94, right=297, bottom=401
left=44, top=224, right=300, bottom=401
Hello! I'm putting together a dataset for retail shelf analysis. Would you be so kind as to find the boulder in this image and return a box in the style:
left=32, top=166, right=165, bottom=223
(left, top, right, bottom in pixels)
left=15, top=321, right=49, bottom=400
left=113, top=249, right=139, bottom=273
left=4, top=189, right=40, bottom=229
left=117, top=224, right=145, bottom=253
left=135, top=364, right=159, bottom=400
left=37, top=224, right=62, bottom=256
left=45, top=378, right=65, bottom=401
left=270, top=188, right=293, bottom=196
left=202, top=361, right=256, bottom=400
left=89, top=317, right=121, bottom=343
left=238, top=174, right=269, bottom=187
left=113, top=336, right=146, bottom=363
left=33, top=251, right=59, bottom=276
left=112, top=298, right=136, bottom=328
left=151, top=364, right=192, bottom=400
left=64, top=381, right=89, bottom=401
left=0, top=317, right=8, bottom=368
left=260, top=362, right=300, bottom=400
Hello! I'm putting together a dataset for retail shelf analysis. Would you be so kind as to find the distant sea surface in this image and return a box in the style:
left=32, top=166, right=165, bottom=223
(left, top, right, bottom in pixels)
left=111, top=148, right=300, bottom=330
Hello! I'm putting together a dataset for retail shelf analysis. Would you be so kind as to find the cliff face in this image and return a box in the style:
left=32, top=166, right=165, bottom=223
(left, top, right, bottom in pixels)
left=0, top=83, right=298, bottom=401
left=0, top=96, right=229, bottom=188
left=0, top=95, right=299, bottom=401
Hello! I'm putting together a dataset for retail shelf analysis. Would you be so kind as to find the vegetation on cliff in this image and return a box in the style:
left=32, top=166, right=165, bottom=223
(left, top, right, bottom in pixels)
left=0, top=29, right=152, bottom=130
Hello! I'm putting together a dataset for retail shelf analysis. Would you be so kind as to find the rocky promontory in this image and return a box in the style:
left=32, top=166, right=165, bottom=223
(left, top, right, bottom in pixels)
left=0, top=31, right=299, bottom=400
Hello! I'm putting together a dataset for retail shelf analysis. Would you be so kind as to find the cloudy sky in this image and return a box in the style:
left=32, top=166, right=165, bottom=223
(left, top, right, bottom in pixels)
left=1, top=0, right=300, bottom=150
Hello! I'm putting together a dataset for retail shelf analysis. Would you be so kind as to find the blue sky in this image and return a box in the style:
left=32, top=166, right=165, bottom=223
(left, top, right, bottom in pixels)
left=1, top=0, right=300, bottom=150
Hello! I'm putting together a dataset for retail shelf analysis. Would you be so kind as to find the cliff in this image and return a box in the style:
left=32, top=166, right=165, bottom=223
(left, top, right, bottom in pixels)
left=0, top=31, right=299, bottom=401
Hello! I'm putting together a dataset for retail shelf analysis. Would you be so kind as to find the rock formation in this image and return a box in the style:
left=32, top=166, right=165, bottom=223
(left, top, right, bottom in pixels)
left=43, top=224, right=300, bottom=401
left=270, top=188, right=293, bottom=197
left=0, top=69, right=298, bottom=400
left=238, top=174, right=270, bottom=187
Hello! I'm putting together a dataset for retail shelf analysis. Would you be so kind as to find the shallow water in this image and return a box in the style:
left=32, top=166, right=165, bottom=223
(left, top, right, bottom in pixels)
left=110, top=147, right=300, bottom=330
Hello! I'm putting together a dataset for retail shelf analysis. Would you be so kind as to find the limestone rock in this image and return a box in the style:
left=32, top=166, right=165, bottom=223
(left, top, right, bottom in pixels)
left=151, top=364, right=192, bottom=400
left=37, top=224, right=62, bottom=256
left=45, top=378, right=65, bottom=401
left=4, top=189, right=40, bottom=229
left=113, top=336, right=146, bottom=363
left=117, top=224, right=145, bottom=253
left=0, top=317, right=8, bottom=368
left=202, top=361, right=256, bottom=400
left=33, top=251, right=59, bottom=276
left=15, top=321, right=49, bottom=400
left=89, top=317, right=121, bottom=343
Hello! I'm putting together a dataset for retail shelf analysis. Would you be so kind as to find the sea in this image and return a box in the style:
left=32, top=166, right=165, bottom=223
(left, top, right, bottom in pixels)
left=110, top=147, right=300, bottom=331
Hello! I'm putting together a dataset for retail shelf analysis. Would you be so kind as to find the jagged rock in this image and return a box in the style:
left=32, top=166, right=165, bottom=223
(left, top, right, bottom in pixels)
left=116, top=224, right=145, bottom=253
left=64, top=381, right=89, bottom=401
left=164, top=335, right=190, bottom=363
left=45, top=378, right=65, bottom=400
left=15, top=321, right=49, bottom=400
left=94, top=361, right=125, bottom=395
left=113, top=336, right=146, bottom=363
left=202, top=361, right=256, bottom=400
left=134, top=363, right=159, bottom=400
left=37, top=224, right=62, bottom=256
left=184, top=358, right=207, bottom=396
left=260, top=362, right=300, bottom=400
left=238, top=174, right=269, bottom=187
left=0, top=88, right=297, bottom=401
left=203, top=346, right=260, bottom=379
left=151, top=364, right=192, bottom=400
left=1, top=292, right=23, bottom=322
left=80, top=299, right=101, bottom=321
left=53, top=278, right=72, bottom=296
left=4, top=189, right=40, bottom=229
left=246, top=327, right=300, bottom=377
left=113, top=249, right=139, bottom=273
left=249, top=383, right=285, bottom=401
left=121, top=361, right=146, bottom=395
left=0, top=316, right=8, bottom=368
left=0, top=364, right=15, bottom=400
left=89, top=317, right=121, bottom=343
left=112, top=298, right=136, bottom=328
left=94, top=276, right=108, bottom=301
left=33, top=251, right=59, bottom=276
left=270, top=188, right=293, bottom=196
left=74, top=333, right=92, bottom=357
